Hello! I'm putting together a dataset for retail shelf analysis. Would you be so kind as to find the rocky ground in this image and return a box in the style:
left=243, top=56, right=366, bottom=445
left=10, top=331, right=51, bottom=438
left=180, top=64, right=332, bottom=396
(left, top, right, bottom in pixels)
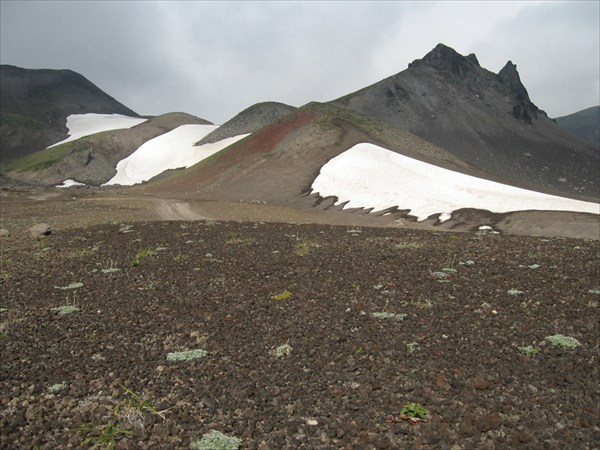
left=1, top=216, right=598, bottom=449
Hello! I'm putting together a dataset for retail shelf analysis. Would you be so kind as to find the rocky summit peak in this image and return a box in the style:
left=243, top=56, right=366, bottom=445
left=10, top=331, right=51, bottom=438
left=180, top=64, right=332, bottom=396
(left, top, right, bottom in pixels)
left=408, top=43, right=480, bottom=77
left=497, top=60, right=538, bottom=123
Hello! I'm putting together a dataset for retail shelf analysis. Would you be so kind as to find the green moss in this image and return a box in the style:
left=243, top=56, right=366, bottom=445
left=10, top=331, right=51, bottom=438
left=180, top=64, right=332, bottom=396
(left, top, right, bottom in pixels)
left=271, top=290, right=293, bottom=301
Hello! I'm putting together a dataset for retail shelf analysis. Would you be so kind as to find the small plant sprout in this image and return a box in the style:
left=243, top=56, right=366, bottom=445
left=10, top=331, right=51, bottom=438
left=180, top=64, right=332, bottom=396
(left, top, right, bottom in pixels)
left=77, top=421, right=133, bottom=449
left=118, top=224, right=134, bottom=234
left=48, top=383, right=67, bottom=394
left=166, top=348, right=208, bottom=362
left=191, top=430, right=242, bottom=450
left=51, top=305, right=80, bottom=315
left=294, top=241, right=313, bottom=257
left=545, top=334, right=581, bottom=350
left=399, top=402, right=429, bottom=422
left=114, top=384, right=170, bottom=427
left=101, top=260, right=120, bottom=274
left=518, top=345, right=540, bottom=355
left=174, top=251, right=188, bottom=261
left=271, top=290, right=293, bottom=301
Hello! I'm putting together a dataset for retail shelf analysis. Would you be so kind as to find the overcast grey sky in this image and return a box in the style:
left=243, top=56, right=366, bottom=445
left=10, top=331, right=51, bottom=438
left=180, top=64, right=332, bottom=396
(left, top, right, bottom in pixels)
left=1, top=1, right=598, bottom=124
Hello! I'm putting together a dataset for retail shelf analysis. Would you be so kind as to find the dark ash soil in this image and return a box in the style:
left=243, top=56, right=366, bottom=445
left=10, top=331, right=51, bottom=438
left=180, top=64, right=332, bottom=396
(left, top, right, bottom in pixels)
left=1, top=221, right=599, bottom=449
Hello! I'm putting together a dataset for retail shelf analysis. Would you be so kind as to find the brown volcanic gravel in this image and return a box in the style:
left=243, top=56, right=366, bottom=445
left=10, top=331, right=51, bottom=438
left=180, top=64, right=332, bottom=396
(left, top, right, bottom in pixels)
left=0, top=220, right=598, bottom=449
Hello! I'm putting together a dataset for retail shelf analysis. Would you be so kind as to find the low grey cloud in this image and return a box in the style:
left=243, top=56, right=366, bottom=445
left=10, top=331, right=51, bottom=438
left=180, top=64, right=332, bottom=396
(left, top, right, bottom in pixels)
left=1, top=1, right=598, bottom=123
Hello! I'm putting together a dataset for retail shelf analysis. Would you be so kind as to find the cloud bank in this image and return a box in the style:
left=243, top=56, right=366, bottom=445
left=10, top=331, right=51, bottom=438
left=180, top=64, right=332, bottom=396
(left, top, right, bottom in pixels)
left=1, top=1, right=598, bottom=123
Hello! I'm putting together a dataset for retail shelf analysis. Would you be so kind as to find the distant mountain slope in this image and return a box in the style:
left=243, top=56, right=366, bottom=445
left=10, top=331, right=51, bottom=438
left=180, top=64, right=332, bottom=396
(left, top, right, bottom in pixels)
left=331, top=44, right=599, bottom=200
left=0, top=65, right=140, bottom=161
left=196, top=101, right=296, bottom=145
left=555, top=106, right=600, bottom=148
left=2, top=112, right=211, bottom=186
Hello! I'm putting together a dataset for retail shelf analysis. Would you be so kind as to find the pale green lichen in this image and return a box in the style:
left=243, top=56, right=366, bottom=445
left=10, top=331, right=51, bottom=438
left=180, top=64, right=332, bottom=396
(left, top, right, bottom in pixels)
left=371, top=311, right=407, bottom=320
left=271, top=344, right=292, bottom=358
left=166, top=349, right=208, bottom=362
left=51, top=305, right=80, bottom=315
left=191, top=430, right=242, bottom=450
left=518, top=345, right=540, bottom=355
left=507, top=289, right=525, bottom=296
left=545, top=334, right=581, bottom=350
left=48, top=383, right=67, bottom=393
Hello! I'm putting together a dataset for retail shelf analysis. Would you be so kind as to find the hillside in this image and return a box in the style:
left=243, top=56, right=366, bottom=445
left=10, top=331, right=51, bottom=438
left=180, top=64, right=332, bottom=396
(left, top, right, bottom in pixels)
left=0, top=65, right=140, bottom=161
left=1, top=113, right=212, bottom=186
left=331, top=44, right=599, bottom=201
left=196, top=102, right=296, bottom=145
left=555, top=106, right=600, bottom=148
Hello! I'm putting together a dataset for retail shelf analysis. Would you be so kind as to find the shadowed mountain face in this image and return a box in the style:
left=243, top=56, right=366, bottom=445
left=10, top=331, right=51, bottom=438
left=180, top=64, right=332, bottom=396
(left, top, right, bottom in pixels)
left=0, top=65, right=140, bottom=161
left=331, top=44, right=599, bottom=200
left=555, top=106, right=600, bottom=148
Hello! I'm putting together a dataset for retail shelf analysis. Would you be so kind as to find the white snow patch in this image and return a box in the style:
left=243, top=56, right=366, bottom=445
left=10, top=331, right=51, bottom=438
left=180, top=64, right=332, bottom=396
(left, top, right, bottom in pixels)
left=47, top=113, right=147, bottom=148
left=311, top=143, right=600, bottom=221
left=104, top=124, right=249, bottom=186
left=56, top=179, right=86, bottom=188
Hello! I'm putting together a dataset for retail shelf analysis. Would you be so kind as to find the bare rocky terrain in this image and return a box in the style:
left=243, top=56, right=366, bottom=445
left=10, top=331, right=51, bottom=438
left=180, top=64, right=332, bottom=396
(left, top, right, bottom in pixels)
left=0, top=210, right=598, bottom=449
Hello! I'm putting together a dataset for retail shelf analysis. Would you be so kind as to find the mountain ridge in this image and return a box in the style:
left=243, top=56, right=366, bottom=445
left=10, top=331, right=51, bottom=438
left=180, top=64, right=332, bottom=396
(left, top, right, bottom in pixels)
left=330, top=43, right=598, bottom=199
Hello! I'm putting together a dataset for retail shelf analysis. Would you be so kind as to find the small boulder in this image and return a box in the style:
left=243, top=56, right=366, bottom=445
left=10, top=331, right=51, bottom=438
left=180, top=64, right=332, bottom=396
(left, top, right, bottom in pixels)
left=0, top=229, right=9, bottom=238
left=28, top=223, right=52, bottom=240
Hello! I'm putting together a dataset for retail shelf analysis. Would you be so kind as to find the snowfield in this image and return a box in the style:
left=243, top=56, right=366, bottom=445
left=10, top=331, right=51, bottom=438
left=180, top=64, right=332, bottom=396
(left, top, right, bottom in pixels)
left=55, top=179, right=86, bottom=188
left=104, top=125, right=249, bottom=186
left=47, top=113, right=147, bottom=148
left=311, top=143, right=600, bottom=221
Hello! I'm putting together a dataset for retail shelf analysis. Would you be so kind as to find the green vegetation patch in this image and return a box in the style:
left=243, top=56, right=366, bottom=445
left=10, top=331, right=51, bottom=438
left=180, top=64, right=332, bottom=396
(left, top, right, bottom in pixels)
left=518, top=345, right=540, bottom=355
left=3, top=129, right=113, bottom=172
left=271, top=290, right=293, bottom=301
left=400, top=402, right=429, bottom=419
left=191, top=430, right=242, bottom=450
left=545, top=334, right=581, bottom=349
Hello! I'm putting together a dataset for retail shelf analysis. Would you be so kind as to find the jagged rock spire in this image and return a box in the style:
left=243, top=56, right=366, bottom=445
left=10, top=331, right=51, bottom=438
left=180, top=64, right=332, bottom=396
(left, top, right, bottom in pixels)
left=497, top=60, right=538, bottom=123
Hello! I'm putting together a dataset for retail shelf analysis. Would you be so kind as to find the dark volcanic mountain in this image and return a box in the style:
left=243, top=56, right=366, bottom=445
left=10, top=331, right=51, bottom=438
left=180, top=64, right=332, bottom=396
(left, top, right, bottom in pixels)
left=196, top=101, right=296, bottom=146
left=555, top=106, right=600, bottom=148
left=331, top=44, right=599, bottom=200
left=0, top=65, right=140, bottom=161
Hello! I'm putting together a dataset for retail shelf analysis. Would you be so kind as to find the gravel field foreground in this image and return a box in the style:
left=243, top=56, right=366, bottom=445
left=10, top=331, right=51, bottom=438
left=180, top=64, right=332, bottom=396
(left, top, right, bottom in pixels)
left=1, top=220, right=598, bottom=449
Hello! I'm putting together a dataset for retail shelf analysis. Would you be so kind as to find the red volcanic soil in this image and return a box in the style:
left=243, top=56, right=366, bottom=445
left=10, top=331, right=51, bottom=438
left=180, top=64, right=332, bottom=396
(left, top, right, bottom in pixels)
left=150, top=111, right=316, bottom=197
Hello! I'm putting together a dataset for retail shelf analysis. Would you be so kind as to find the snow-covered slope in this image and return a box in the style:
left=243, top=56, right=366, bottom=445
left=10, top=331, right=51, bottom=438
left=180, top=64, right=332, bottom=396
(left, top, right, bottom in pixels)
left=47, top=113, right=147, bottom=148
left=104, top=124, right=249, bottom=186
left=311, top=143, right=600, bottom=221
